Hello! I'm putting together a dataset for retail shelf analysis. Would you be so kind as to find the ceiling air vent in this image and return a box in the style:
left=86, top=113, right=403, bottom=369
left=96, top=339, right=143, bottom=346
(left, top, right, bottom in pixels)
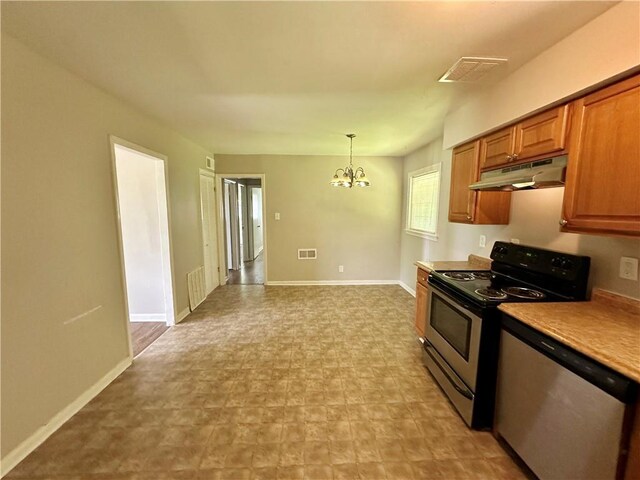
left=439, top=57, right=508, bottom=83
left=298, top=249, right=317, bottom=260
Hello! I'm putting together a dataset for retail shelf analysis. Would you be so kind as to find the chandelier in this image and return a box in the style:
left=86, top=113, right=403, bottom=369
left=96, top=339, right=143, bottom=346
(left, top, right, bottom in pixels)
left=330, top=134, right=370, bottom=188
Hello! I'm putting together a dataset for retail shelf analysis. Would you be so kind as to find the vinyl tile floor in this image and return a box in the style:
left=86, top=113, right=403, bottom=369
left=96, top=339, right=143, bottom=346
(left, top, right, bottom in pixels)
left=7, top=285, right=526, bottom=480
left=228, top=253, right=265, bottom=285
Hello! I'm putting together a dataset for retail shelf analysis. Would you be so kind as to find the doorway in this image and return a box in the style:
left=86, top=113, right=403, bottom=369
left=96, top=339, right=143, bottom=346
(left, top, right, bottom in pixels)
left=111, top=138, right=174, bottom=358
left=217, top=175, right=266, bottom=285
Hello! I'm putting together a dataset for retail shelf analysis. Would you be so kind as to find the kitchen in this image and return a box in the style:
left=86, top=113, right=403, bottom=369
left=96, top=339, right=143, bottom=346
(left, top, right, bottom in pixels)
left=411, top=69, right=639, bottom=478
left=3, top=0, right=640, bottom=478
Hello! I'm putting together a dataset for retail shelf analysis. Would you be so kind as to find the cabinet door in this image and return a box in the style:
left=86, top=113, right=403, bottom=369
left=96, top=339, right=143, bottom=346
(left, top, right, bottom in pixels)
left=449, top=142, right=479, bottom=223
left=480, top=126, right=516, bottom=170
left=562, top=74, right=640, bottom=236
left=514, top=105, right=569, bottom=160
left=415, top=282, right=429, bottom=337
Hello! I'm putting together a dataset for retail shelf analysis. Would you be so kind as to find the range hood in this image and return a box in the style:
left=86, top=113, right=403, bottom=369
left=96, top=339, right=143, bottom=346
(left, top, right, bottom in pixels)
left=469, top=155, right=567, bottom=191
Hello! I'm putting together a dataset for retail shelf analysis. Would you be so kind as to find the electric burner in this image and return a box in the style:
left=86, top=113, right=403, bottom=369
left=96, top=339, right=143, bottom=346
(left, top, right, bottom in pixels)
left=442, top=272, right=475, bottom=281
left=502, top=286, right=546, bottom=299
left=472, top=272, right=494, bottom=280
left=475, top=288, right=508, bottom=300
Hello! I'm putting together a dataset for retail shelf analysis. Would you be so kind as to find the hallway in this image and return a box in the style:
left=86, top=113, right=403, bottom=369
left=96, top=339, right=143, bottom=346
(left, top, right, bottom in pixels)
left=7, top=285, right=524, bottom=479
left=228, top=252, right=265, bottom=285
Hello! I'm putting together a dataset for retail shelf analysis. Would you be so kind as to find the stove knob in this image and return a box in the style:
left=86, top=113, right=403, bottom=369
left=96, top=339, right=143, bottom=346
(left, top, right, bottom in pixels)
left=560, top=259, right=573, bottom=270
left=551, top=257, right=563, bottom=268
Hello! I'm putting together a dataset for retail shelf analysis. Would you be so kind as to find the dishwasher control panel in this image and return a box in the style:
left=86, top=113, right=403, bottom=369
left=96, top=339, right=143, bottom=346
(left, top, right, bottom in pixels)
left=501, top=314, right=635, bottom=403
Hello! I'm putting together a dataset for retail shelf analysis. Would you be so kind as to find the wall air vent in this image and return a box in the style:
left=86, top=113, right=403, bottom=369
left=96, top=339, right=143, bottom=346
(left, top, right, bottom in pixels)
left=439, top=57, right=508, bottom=83
left=206, top=156, right=215, bottom=171
left=298, top=249, right=317, bottom=260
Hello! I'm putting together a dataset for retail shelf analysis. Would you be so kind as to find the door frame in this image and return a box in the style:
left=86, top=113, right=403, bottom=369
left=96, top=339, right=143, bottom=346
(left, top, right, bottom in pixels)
left=238, top=183, right=250, bottom=263
left=224, top=180, right=241, bottom=271
left=248, top=185, right=264, bottom=259
left=108, top=135, right=178, bottom=361
left=199, top=168, right=220, bottom=295
left=215, top=173, right=268, bottom=285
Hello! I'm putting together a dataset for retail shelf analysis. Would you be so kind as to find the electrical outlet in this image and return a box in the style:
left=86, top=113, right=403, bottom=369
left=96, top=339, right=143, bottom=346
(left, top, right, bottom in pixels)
left=479, top=235, right=486, bottom=248
left=511, top=238, right=520, bottom=245
left=338, top=265, right=344, bottom=273
left=275, top=212, right=280, bottom=220
left=620, top=257, right=639, bottom=281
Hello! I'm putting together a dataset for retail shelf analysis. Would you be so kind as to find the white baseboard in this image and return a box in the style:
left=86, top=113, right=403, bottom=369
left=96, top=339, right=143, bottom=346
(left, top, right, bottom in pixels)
left=398, top=281, right=416, bottom=297
left=176, top=307, right=190, bottom=324
left=129, top=313, right=166, bottom=322
left=265, top=280, right=399, bottom=286
left=0, top=357, right=131, bottom=478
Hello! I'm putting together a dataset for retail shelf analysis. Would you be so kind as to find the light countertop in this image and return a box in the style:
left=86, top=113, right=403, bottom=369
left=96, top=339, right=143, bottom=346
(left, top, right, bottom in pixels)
left=499, top=289, right=640, bottom=383
left=415, top=254, right=491, bottom=273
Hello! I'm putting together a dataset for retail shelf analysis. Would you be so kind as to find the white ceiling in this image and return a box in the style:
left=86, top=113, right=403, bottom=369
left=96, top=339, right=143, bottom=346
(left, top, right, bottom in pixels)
left=2, top=1, right=616, bottom=156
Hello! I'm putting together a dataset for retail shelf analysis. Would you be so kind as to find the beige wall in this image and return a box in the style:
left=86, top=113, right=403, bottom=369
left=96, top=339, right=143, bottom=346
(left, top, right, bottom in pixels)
left=400, top=3, right=640, bottom=298
left=1, top=34, right=211, bottom=458
left=443, top=1, right=640, bottom=149
left=216, top=154, right=403, bottom=282
left=399, top=140, right=640, bottom=299
left=399, top=140, right=446, bottom=288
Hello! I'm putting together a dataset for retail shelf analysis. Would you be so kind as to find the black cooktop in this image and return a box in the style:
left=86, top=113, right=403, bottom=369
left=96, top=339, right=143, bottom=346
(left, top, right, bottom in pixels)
left=428, top=269, right=569, bottom=307
left=428, top=242, right=591, bottom=308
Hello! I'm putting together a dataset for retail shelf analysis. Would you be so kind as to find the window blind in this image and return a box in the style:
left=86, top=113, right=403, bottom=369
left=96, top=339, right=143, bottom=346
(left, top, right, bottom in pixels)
left=409, top=169, right=440, bottom=235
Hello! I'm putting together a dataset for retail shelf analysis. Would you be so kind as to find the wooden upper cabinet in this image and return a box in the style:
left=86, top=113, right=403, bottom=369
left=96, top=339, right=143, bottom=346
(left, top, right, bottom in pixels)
left=449, top=141, right=511, bottom=225
left=449, top=141, right=479, bottom=223
left=562, top=74, right=640, bottom=237
left=514, top=105, right=569, bottom=159
left=480, top=105, right=570, bottom=171
left=480, top=127, right=516, bottom=170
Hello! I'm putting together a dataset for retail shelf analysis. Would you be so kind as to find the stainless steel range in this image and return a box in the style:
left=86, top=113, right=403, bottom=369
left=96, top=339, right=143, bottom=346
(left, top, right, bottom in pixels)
left=421, top=241, right=590, bottom=429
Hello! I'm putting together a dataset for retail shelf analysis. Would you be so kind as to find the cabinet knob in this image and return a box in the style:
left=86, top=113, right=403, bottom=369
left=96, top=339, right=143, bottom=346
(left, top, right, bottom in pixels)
left=559, top=219, right=568, bottom=226
left=512, top=153, right=518, bottom=160
left=506, top=155, right=513, bottom=161
left=466, top=215, right=472, bottom=220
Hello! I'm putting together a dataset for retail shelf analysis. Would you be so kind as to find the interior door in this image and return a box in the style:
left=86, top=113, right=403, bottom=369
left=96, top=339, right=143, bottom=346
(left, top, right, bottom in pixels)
left=227, top=182, right=241, bottom=270
left=238, top=184, right=251, bottom=263
left=223, top=181, right=232, bottom=270
left=200, top=174, right=219, bottom=294
left=251, top=187, right=264, bottom=258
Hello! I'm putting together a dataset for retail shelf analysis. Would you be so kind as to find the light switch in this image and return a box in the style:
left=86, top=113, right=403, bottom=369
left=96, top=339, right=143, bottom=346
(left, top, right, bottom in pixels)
left=275, top=212, right=280, bottom=220
left=479, top=235, right=486, bottom=248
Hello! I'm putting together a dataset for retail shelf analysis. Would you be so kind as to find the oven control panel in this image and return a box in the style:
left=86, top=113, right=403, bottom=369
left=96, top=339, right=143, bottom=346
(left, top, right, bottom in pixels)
left=490, top=241, right=590, bottom=282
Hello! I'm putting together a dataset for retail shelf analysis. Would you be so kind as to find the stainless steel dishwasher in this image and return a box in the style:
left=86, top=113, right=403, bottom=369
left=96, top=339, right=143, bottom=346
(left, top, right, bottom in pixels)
left=496, top=314, right=636, bottom=480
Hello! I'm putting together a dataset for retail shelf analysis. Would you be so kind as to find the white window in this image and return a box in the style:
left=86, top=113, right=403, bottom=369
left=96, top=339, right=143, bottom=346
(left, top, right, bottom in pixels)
left=406, top=164, right=441, bottom=240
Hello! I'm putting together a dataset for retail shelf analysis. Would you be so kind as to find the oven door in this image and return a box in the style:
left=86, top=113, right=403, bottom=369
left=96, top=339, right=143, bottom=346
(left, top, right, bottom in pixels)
left=425, top=286, right=482, bottom=391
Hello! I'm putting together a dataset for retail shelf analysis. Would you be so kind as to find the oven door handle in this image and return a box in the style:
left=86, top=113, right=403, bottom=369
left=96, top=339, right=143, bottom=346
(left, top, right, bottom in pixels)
left=423, top=340, right=474, bottom=400
left=428, top=279, right=479, bottom=316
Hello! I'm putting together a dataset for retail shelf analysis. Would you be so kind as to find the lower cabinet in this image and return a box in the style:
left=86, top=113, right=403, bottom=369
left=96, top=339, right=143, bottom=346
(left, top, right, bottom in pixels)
left=625, top=398, right=640, bottom=480
left=415, top=268, right=430, bottom=337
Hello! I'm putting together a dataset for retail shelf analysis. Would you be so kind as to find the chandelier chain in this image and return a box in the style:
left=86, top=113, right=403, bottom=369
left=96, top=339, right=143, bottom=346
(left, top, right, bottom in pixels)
left=349, top=135, right=353, bottom=169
